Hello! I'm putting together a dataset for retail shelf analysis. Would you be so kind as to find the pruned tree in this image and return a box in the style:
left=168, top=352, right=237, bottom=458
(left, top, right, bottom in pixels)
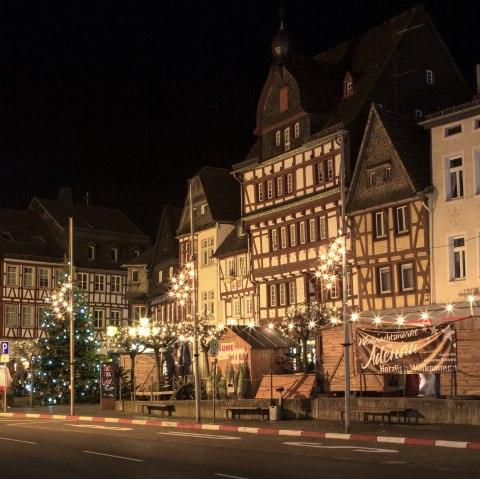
left=11, top=339, right=40, bottom=407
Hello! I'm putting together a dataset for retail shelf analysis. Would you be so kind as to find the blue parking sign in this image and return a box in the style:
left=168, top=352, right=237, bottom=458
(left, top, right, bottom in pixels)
left=1, top=342, right=8, bottom=355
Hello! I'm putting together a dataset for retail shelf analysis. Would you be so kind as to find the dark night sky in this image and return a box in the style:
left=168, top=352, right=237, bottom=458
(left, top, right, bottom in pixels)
left=0, top=0, right=479, bottom=237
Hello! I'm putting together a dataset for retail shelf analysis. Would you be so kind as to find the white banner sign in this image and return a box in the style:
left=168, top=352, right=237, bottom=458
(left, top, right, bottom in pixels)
left=218, top=342, right=247, bottom=364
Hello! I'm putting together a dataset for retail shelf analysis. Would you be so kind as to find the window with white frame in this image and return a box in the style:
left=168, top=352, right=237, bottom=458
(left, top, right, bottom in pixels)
left=299, top=221, right=306, bottom=244
left=294, top=122, right=300, bottom=138
left=284, top=127, right=291, bottom=151
left=257, top=183, right=264, bottom=202
left=378, top=267, right=392, bottom=294
left=289, top=224, right=297, bottom=247
left=368, top=171, right=376, bottom=187
left=23, top=266, right=35, bottom=288
left=110, top=310, right=121, bottom=327
left=110, top=247, right=118, bottom=262
left=133, top=306, right=147, bottom=322
left=201, top=237, right=214, bottom=266
left=319, top=216, right=327, bottom=240
left=244, top=296, right=253, bottom=317
left=131, top=269, right=139, bottom=283
left=329, top=279, right=339, bottom=299
left=447, top=157, right=464, bottom=199
left=111, top=275, right=121, bottom=293
left=22, top=305, right=35, bottom=328
left=315, top=163, right=324, bottom=184
left=267, top=180, right=273, bottom=199
left=286, top=173, right=293, bottom=193
left=269, top=284, right=277, bottom=307
left=374, top=211, right=387, bottom=239
left=279, top=283, right=286, bottom=306
left=275, top=131, right=281, bottom=146
left=426, top=69, right=435, bottom=85
left=276, top=176, right=283, bottom=196
left=88, top=244, right=96, bottom=260
left=271, top=229, right=278, bottom=250
left=6, top=265, right=18, bottom=286
left=450, top=236, right=466, bottom=280
left=227, top=258, right=236, bottom=277
left=201, top=204, right=208, bottom=215
left=93, top=309, right=105, bottom=329
left=232, top=298, right=241, bottom=318
left=39, top=267, right=50, bottom=289
left=384, top=167, right=391, bottom=181
left=327, top=159, right=334, bottom=180
left=400, top=263, right=414, bottom=291
left=414, top=109, right=423, bottom=119
left=94, top=274, right=105, bottom=292
left=288, top=281, right=296, bottom=305
left=280, top=227, right=287, bottom=249
left=309, top=218, right=316, bottom=242
left=5, top=304, right=18, bottom=327
left=395, top=206, right=408, bottom=234
left=201, top=291, right=215, bottom=316
left=238, top=256, right=246, bottom=276
left=77, top=272, right=88, bottom=290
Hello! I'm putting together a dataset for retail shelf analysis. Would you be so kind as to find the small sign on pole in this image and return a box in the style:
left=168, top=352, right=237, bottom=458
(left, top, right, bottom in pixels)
left=209, top=339, right=219, bottom=357
left=0, top=341, right=9, bottom=364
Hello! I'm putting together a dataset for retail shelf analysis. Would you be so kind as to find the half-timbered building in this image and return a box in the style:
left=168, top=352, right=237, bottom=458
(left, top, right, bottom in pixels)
left=1, top=187, right=152, bottom=342
left=347, top=105, right=431, bottom=317
left=232, top=6, right=470, bottom=325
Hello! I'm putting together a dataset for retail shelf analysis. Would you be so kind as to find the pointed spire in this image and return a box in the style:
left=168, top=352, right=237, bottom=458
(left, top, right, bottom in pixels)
left=271, top=3, right=292, bottom=63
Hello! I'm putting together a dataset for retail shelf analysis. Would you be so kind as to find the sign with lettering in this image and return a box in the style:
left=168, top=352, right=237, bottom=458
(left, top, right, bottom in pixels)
left=356, top=324, right=457, bottom=375
left=218, top=342, right=247, bottom=364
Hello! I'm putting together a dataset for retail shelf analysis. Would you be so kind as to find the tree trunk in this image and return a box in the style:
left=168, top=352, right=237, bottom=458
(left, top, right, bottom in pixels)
left=29, top=359, right=34, bottom=407
left=203, top=347, right=210, bottom=377
left=154, top=347, right=162, bottom=390
left=302, top=338, right=308, bottom=375
left=130, top=352, right=136, bottom=398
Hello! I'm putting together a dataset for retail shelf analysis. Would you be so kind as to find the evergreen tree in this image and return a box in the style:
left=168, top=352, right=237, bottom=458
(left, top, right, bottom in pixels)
left=36, top=267, right=104, bottom=404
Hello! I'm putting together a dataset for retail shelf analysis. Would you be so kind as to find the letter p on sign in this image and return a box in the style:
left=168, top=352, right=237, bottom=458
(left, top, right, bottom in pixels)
left=1, top=342, right=8, bottom=355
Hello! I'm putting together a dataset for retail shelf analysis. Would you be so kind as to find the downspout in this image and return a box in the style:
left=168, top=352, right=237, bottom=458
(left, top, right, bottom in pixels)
left=420, top=188, right=435, bottom=305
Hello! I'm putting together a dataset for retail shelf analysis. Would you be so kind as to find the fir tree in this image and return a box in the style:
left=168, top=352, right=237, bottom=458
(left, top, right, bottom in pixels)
left=36, top=267, right=104, bottom=404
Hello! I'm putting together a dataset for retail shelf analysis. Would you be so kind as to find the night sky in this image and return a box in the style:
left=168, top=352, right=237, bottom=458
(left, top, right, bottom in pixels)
left=1, top=0, right=479, bottom=236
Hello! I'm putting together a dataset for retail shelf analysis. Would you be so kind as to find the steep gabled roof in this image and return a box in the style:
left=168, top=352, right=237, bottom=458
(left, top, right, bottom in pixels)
left=228, top=325, right=296, bottom=349
left=214, top=225, right=248, bottom=258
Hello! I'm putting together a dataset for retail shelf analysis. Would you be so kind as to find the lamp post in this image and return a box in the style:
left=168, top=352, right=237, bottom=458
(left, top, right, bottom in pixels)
left=68, top=217, right=75, bottom=417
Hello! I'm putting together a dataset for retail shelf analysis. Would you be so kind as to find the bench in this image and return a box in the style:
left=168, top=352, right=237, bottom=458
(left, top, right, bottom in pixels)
left=141, top=401, right=175, bottom=416
left=223, top=406, right=270, bottom=420
left=341, top=407, right=403, bottom=426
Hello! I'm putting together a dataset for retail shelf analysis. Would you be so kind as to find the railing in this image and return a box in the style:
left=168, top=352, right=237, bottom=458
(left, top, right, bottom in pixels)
left=425, top=99, right=480, bottom=121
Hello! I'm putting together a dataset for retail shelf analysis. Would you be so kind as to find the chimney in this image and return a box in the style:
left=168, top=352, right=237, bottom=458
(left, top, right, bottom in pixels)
left=57, top=187, right=73, bottom=209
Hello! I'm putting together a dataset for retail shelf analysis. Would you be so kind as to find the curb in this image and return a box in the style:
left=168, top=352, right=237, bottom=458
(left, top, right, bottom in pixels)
left=1, top=412, right=479, bottom=450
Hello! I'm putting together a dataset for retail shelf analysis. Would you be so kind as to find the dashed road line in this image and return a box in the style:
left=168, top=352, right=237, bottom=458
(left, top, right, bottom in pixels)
left=0, top=436, right=37, bottom=444
left=157, top=431, right=241, bottom=440
left=83, top=450, right=143, bottom=462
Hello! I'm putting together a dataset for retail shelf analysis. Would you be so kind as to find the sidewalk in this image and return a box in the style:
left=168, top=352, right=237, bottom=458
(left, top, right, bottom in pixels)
left=3, top=398, right=480, bottom=449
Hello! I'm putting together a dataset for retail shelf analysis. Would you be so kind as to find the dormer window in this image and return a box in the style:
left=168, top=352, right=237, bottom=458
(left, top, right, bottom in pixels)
left=279, top=86, right=289, bottom=112
left=294, top=122, right=300, bottom=138
left=384, top=167, right=391, bottom=181
left=426, top=69, right=435, bottom=85
left=414, top=109, right=423, bottom=119
left=131, top=269, right=139, bottom=283
left=343, top=72, right=354, bottom=97
left=110, top=246, right=119, bottom=262
left=275, top=131, right=281, bottom=146
left=201, top=204, right=208, bottom=215
left=368, top=171, right=376, bottom=187
left=88, top=243, right=96, bottom=261
left=236, top=222, right=245, bottom=237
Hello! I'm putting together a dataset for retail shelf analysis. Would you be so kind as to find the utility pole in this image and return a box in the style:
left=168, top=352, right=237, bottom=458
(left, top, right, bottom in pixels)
left=69, top=217, right=75, bottom=417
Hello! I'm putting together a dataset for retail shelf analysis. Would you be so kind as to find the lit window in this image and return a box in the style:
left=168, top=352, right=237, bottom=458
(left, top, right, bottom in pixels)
left=289, top=224, right=297, bottom=247
left=201, top=237, right=214, bottom=266
left=78, top=272, right=88, bottom=290
left=131, top=270, right=139, bottom=283
left=276, top=176, right=283, bottom=196
left=280, top=227, right=287, bottom=249
left=378, top=267, right=392, bottom=294
left=267, top=180, right=273, bottom=199
left=327, top=159, right=334, bottom=180
left=257, top=183, right=264, bottom=202
left=400, top=264, right=414, bottom=291
left=227, top=259, right=236, bottom=277
left=232, top=298, right=241, bottom=318
left=269, top=285, right=277, bottom=307
left=288, top=282, right=296, bottom=305
left=316, top=163, right=324, bottom=184
left=88, top=244, right=96, bottom=260
left=244, top=296, right=253, bottom=317
left=238, top=256, right=246, bottom=276
left=279, top=283, right=286, bottom=306
left=271, top=229, right=278, bottom=251
left=110, top=310, right=121, bottom=327
left=299, top=222, right=306, bottom=244
left=93, top=309, right=105, bottom=329
left=447, top=157, right=464, bottom=199
left=39, top=267, right=50, bottom=289
left=133, top=306, right=147, bottom=322
left=94, top=274, right=105, bottom=292
left=5, top=304, right=18, bottom=327
left=158, top=270, right=163, bottom=283
left=6, top=265, right=18, bottom=286
left=309, top=219, right=316, bottom=242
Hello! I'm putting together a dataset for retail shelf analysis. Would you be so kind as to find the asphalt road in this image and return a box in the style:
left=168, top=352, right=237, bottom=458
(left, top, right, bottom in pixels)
left=1, top=417, right=479, bottom=479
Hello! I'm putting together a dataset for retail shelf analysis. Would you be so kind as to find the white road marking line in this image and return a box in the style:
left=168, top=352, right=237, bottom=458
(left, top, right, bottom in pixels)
left=67, top=424, right=133, bottom=431
left=283, top=441, right=398, bottom=453
left=0, top=436, right=37, bottom=444
left=83, top=450, right=143, bottom=462
left=215, top=474, right=249, bottom=479
left=157, top=431, right=241, bottom=440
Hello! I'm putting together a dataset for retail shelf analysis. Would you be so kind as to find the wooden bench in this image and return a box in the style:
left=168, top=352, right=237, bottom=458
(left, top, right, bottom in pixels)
left=223, top=406, right=270, bottom=420
left=141, top=401, right=175, bottom=416
left=341, top=407, right=402, bottom=426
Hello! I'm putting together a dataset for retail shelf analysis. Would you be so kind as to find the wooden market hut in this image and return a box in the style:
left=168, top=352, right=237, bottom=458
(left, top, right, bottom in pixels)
left=318, top=316, right=480, bottom=398
left=216, top=325, right=296, bottom=398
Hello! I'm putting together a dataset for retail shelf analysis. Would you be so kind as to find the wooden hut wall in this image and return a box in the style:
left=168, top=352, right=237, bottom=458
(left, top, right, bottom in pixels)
left=441, top=317, right=480, bottom=397
left=216, top=329, right=252, bottom=381
left=319, top=324, right=382, bottom=393
left=120, top=354, right=157, bottom=390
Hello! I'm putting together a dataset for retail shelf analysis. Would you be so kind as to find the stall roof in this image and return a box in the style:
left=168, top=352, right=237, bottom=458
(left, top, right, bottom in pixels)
left=228, top=326, right=296, bottom=349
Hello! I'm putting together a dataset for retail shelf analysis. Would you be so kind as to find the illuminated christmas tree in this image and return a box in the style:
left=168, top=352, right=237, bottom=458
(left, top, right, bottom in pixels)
left=36, top=267, right=104, bottom=405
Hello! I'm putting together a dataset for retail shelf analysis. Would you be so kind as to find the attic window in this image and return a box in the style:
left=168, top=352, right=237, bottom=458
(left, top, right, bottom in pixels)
left=367, top=171, right=376, bottom=187
left=110, top=247, right=119, bottom=262
left=294, top=122, right=300, bottom=138
left=279, top=87, right=289, bottom=112
left=343, top=72, right=354, bottom=97
left=30, top=235, right=45, bottom=244
left=426, top=69, right=435, bottom=85
left=275, top=131, right=281, bottom=146
left=384, top=167, right=392, bottom=181
left=237, top=222, right=245, bottom=237
left=0, top=231, right=14, bottom=241
left=88, top=244, right=96, bottom=260
left=201, top=204, right=208, bottom=215
left=414, top=109, right=423, bottom=119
